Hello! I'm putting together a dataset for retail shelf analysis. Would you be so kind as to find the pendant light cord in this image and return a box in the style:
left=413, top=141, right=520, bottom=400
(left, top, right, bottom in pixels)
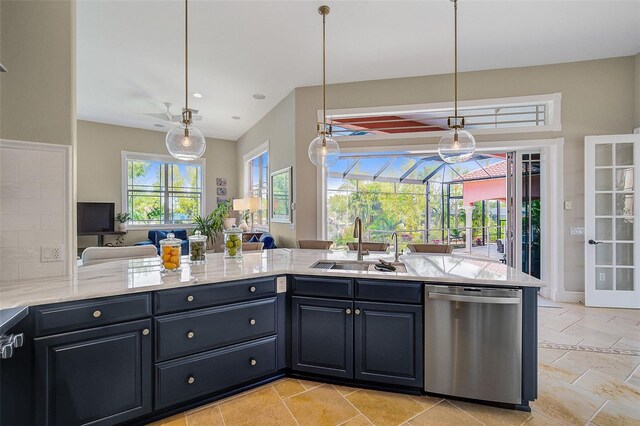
left=322, top=12, right=327, bottom=128
left=453, top=0, right=458, bottom=119
left=185, top=0, right=189, bottom=114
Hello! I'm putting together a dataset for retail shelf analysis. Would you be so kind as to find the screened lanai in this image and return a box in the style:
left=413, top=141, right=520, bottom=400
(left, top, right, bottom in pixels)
left=325, top=152, right=509, bottom=261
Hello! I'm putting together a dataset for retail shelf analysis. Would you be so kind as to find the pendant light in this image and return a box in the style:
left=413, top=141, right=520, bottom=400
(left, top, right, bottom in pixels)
left=166, top=0, right=206, bottom=161
left=438, top=0, right=475, bottom=164
left=308, top=5, right=340, bottom=168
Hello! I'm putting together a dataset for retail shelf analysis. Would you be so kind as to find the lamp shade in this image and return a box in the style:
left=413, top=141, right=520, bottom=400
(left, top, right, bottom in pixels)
left=247, top=197, right=261, bottom=210
left=233, top=198, right=249, bottom=211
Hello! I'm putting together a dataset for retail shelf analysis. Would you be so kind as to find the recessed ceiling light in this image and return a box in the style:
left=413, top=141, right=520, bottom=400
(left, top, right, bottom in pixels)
left=252, top=93, right=266, bottom=100
left=192, top=92, right=203, bottom=98
left=232, top=116, right=241, bottom=120
left=153, top=123, right=165, bottom=128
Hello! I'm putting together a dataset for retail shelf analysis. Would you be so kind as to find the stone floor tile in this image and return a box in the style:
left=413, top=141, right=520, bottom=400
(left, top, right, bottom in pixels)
left=626, top=366, right=640, bottom=387
left=185, top=404, right=224, bottom=426
left=574, top=369, right=640, bottom=411
left=613, top=337, right=640, bottom=351
left=297, top=378, right=324, bottom=390
left=607, top=316, right=640, bottom=330
left=408, top=401, right=481, bottom=425
left=539, top=360, right=582, bottom=384
left=407, top=394, right=443, bottom=410
left=538, top=312, right=581, bottom=332
left=552, top=351, right=640, bottom=381
left=147, top=414, right=188, bottom=426
left=332, top=384, right=360, bottom=396
left=339, top=414, right=373, bottom=426
left=561, top=321, right=622, bottom=347
left=538, top=325, right=583, bottom=345
left=591, top=400, right=640, bottom=426
left=284, top=384, right=359, bottom=426
left=530, top=372, right=605, bottom=426
left=345, top=389, right=425, bottom=426
left=219, top=386, right=297, bottom=426
left=273, top=378, right=307, bottom=398
left=449, top=400, right=532, bottom=425
left=524, top=411, right=562, bottom=425
left=538, top=348, right=568, bottom=364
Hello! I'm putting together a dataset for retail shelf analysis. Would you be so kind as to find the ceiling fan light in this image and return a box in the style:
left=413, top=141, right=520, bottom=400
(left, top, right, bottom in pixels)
left=166, top=123, right=206, bottom=161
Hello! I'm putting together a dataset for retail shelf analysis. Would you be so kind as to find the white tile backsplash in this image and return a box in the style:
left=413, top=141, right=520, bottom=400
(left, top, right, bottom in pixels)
left=0, top=140, right=70, bottom=281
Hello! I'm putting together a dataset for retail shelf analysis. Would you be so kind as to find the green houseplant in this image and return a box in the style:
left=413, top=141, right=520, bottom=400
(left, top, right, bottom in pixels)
left=192, top=200, right=232, bottom=250
left=115, top=212, right=131, bottom=232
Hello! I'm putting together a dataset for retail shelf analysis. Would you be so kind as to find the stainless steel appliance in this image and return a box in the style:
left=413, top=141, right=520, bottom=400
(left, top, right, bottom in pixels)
left=424, top=285, right=522, bottom=405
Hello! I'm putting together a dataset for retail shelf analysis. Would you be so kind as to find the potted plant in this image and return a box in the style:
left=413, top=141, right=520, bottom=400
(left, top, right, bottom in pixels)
left=115, top=212, right=131, bottom=232
left=192, top=200, right=233, bottom=251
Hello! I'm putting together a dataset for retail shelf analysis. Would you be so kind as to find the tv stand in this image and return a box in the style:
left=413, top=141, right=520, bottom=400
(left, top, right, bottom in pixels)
left=78, top=231, right=127, bottom=247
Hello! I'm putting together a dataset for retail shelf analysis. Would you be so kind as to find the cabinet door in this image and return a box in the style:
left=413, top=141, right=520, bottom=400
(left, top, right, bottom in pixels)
left=291, top=296, right=353, bottom=379
left=355, top=302, right=423, bottom=388
left=34, top=319, right=152, bottom=426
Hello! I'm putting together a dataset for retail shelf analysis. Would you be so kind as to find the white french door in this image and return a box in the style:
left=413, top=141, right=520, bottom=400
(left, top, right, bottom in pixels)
left=585, top=135, right=640, bottom=308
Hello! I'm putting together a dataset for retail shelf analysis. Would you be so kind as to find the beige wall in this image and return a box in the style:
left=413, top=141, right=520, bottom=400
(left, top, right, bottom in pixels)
left=292, top=56, right=636, bottom=295
left=635, top=53, right=640, bottom=129
left=77, top=120, right=237, bottom=247
left=0, top=0, right=76, bottom=146
left=236, top=91, right=297, bottom=248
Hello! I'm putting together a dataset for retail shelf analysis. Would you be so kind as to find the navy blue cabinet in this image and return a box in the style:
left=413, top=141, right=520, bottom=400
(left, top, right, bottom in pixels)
left=34, top=319, right=152, bottom=425
left=354, top=302, right=423, bottom=387
left=292, top=296, right=354, bottom=379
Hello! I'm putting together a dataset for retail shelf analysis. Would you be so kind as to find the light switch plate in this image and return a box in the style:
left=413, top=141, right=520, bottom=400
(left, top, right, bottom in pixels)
left=570, top=227, right=584, bottom=236
left=41, top=245, right=64, bottom=262
left=276, top=276, right=287, bottom=293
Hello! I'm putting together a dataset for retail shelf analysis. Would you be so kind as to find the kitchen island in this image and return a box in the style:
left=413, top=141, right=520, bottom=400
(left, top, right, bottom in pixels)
left=0, top=249, right=541, bottom=425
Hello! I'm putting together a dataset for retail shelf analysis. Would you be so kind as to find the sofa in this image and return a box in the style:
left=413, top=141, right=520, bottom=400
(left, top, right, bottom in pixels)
left=134, top=229, right=189, bottom=255
left=247, top=232, right=277, bottom=249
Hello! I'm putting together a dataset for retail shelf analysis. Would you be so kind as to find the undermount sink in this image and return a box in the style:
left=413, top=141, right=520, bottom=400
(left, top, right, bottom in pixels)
left=310, top=260, right=407, bottom=273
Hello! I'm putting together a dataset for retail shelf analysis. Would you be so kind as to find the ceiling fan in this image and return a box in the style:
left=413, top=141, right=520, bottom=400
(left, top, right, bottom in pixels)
left=144, top=102, right=202, bottom=124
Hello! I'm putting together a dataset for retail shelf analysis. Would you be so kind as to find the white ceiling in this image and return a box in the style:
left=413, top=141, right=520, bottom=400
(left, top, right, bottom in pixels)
left=77, top=0, right=640, bottom=141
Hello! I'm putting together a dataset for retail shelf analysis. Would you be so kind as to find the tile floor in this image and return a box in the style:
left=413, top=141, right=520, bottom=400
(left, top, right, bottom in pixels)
left=149, top=301, right=640, bottom=426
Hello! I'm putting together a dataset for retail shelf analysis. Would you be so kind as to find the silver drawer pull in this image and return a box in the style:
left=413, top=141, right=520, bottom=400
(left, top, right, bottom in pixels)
left=355, top=309, right=361, bottom=315
left=249, top=286, right=256, bottom=293
left=250, top=358, right=257, bottom=366
left=187, top=376, right=195, bottom=384
left=187, top=295, right=194, bottom=302
left=187, top=331, right=195, bottom=339
left=93, top=310, right=101, bottom=318
left=345, top=308, right=352, bottom=315
left=142, top=328, right=150, bottom=336
left=250, top=318, right=256, bottom=326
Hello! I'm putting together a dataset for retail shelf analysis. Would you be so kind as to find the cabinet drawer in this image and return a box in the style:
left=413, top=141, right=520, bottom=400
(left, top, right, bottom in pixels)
left=155, top=336, right=277, bottom=409
left=33, top=294, right=151, bottom=336
left=355, top=279, right=422, bottom=304
left=154, top=277, right=276, bottom=314
left=292, top=276, right=353, bottom=299
left=156, top=297, right=277, bottom=361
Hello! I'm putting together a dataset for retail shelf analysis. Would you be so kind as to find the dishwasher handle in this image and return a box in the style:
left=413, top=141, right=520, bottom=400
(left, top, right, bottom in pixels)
left=428, top=292, right=520, bottom=305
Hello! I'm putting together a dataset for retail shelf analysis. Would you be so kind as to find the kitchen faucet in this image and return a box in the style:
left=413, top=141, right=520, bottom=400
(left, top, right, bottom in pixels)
left=391, top=232, right=399, bottom=262
left=353, top=217, right=363, bottom=261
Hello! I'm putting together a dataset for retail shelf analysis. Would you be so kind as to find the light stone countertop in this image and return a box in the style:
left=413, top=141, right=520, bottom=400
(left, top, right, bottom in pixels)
left=0, top=249, right=543, bottom=309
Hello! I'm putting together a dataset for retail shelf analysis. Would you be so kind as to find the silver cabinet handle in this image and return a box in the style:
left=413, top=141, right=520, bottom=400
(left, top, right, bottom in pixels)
left=187, top=331, right=195, bottom=339
left=345, top=308, right=352, bottom=315
left=249, top=286, right=256, bottom=293
left=250, top=318, right=256, bottom=326
left=0, top=343, right=13, bottom=359
left=12, top=333, right=24, bottom=348
left=93, top=310, right=101, bottom=318
left=428, top=293, right=520, bottom=305
left=250, top=358, right=257, bottom=366
left=187, top=376, right=195, bottom=384
left=187, top=295, right=194, bottom=302
left=142, top=328, right=150, bottom=336
left=355, top=309, right=361, bottom=315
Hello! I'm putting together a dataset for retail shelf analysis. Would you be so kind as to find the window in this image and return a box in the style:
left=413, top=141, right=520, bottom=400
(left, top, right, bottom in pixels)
left=247, top=150, right=269, bottom=228
left=122, top=152, right=204, bottom=226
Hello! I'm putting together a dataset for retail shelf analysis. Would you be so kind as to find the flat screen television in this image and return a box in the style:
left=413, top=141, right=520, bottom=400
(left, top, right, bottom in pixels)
left=77, top=202, right=115, bottom=233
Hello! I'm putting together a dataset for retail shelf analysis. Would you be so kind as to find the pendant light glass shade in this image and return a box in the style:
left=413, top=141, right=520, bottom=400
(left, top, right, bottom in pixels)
left=438, top=129, right=475, bottom=163
left=308, top=134, right=340, bottom=168
left=166, top=123, right=206, bottom=161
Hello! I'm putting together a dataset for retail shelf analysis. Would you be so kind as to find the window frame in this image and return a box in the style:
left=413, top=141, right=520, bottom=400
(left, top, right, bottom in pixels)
left=242, top=141, right=270, bottom=231
left=121, top=151, right=206, bottom=230
left=319, top=93, right=562, bottom=142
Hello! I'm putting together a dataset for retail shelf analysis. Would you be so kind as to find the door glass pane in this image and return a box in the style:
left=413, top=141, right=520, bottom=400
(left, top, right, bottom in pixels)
left=595, top=218, right=612, bottom=241
left=616, top=218, right=634, bottom=241
left=615, top=193, right=634, bottom=216
left=595, top=193, right=612, bottom=216
left=616, top=269, right=634, bottom=291
left=595, top=169, right=613, bottom=191
left=596, top=243, right=613, bottom=265
left=615, top=168, right=634, bottom=191
left=595, top=144, right=612, bottom=166
left=596, top=267, right=614, bottom=290
left=615, top=143, right=634, bottom=166
left=616, top=244, right=634, bottom=266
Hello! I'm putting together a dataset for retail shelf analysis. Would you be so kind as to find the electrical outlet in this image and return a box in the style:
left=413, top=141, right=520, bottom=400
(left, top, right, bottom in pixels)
left=276, top=276, right=287, bottom=293
left=41, top=245, right=64, bottom=262
left=564, top=201, right=572, bottom=210
left=599, top=272, right=606, bottom=282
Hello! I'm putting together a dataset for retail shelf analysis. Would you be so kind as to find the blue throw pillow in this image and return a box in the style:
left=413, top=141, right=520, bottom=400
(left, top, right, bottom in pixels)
left=172, top=229, right=188, bottom=240
left=155, top=230, right=168, bottom=245
left=248, top=235, right=259, bottom=243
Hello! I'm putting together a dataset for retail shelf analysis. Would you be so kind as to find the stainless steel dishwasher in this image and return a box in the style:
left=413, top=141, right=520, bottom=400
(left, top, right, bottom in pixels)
left=424, top=285, right=522, bottom=405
